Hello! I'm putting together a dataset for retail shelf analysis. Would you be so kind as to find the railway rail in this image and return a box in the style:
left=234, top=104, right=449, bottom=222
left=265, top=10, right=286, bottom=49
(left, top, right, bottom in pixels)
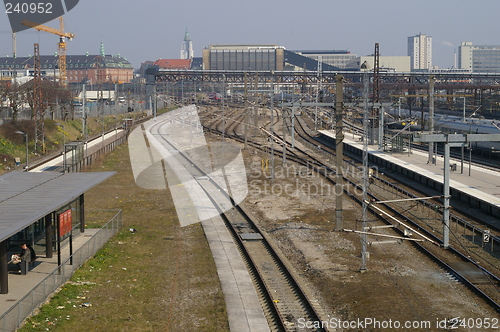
left=311, top=116, right=500, bottom=247
left=200, top=103, right=500, bottom=314
left=149, top=113, right=326, bottom=332
left=289, top=109, right=500, bottom=312
left=23, top=107, right=328, bottom=330
left=312, top=107, right=500, bottom=171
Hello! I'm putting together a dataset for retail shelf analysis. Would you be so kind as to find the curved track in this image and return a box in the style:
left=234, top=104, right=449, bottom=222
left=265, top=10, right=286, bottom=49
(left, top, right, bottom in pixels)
left=290, top=109, right=500, bottom=313
left=149, top=109, right=326, bottom=332
left=202, top=104, right=500, bottom=314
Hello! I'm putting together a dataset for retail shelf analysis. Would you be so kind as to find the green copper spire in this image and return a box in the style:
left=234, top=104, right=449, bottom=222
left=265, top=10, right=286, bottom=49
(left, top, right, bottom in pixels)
left=100, top=40, right=105, bottom=57
left=184, top=28, right=190, bottom=41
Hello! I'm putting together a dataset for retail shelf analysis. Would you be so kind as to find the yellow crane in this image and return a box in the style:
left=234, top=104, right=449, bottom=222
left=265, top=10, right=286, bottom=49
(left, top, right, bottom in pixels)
left=21, top=17, right=74, bottom=87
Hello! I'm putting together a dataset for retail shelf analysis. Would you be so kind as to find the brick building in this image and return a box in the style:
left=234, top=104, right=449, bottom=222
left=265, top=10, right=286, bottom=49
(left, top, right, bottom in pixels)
left=0, top=54, right=133, bottom=84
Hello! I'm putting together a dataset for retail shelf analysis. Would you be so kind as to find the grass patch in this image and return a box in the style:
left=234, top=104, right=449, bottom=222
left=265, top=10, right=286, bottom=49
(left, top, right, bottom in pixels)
left=18, top=142, right=229, bottom=332
left=0, top=110, right=162, bottom=173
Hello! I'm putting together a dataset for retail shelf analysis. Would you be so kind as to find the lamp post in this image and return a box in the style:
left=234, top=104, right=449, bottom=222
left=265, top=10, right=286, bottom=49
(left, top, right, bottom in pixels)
left=14, top=131, right=28, bottom=170
left=221, top=74, right=225, bottom=139
left=55, top=123, right=66, bottom=173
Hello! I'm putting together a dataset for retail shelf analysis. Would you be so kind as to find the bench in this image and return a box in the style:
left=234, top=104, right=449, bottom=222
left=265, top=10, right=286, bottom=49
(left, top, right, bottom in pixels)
left=19, top=258, right=37, bottom=275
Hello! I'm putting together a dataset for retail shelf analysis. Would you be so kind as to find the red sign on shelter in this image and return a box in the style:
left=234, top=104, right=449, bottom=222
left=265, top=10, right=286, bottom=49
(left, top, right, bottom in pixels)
left=58, top=209, right=73, bottom=238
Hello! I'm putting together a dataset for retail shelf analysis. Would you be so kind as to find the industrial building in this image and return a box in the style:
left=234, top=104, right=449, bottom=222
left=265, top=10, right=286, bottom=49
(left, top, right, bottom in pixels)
left=408, top=33, right=432, bottom=71
left=292, top=50, right=357, bottom=69
left=202, top=45, right=286, bottom=71
left=459, top=42, right=500, bottom=73
left=201, top=45, right=344, bottom=72
left=345, top=55, right=411, bottom=72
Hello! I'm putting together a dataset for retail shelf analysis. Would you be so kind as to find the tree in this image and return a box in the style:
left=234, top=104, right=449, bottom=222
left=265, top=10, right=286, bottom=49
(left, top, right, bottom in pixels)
left=0, top=80, right=23, bottom=123
left=23, top=79, right=74, bottom=121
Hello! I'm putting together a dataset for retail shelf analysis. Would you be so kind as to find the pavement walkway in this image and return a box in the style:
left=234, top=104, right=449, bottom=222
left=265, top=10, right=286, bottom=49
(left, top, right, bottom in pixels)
left=343, top=133, right=500, bottom=229
left=0, top=229, right=109, bottom=331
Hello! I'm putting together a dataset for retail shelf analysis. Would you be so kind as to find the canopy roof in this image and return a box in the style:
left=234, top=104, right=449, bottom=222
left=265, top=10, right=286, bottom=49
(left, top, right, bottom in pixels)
left=0, top=171, right=115, bottom=242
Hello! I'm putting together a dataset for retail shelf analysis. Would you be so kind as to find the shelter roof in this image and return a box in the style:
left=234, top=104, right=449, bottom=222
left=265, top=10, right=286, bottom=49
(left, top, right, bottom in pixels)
left=0, top=171, right=115, bottom=242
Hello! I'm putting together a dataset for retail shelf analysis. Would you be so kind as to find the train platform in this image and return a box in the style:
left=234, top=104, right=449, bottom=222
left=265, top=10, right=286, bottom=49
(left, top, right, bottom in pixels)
left=0, top=229, right=99, bottom=319
left=319, top=130, right=500, bottom=228
left=30, top=129, right=126, bottom=172
left=136, top=108, right=269, bottom=331
left=202, top=215, right=269, bottom=332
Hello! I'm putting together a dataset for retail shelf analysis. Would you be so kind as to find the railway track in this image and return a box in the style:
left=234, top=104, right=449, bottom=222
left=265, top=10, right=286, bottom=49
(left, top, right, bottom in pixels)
left=200, top=104, right=500, bottom=314
left=149, top=112, right=326, bottom=332
left=306, top=113, right=500, bottom=256
left=223, top=202, right=325, bottom=331
left=323, top=109, right=500, bottom=171
left=288, top=109, right=500, bottom=312
left=26, top=114, right=154, bottom=172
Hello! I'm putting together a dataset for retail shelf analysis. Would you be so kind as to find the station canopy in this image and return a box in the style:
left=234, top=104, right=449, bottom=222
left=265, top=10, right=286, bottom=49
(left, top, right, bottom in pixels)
left=0, top=171, right=115, bottom=242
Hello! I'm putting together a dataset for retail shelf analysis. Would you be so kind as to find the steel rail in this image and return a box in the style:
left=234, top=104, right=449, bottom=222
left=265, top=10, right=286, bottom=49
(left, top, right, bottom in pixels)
left=290, top=112, right=500, bottom=313
left=151, top=116, right=326, bottom=331
left=203, top=104, right=500, bottom=313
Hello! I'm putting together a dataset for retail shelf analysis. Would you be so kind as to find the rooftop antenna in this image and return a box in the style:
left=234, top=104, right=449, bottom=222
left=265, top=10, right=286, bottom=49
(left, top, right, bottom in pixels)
left=360, top=66, right=369, bottom=271
left=12, top=32, right=16, bottom=58
left=454, top=48, right=457, bottom=69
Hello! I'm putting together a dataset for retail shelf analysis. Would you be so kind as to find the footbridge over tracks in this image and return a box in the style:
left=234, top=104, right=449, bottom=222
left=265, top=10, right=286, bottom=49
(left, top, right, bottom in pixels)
left=145, top=68, right=500, bottom=109
left=147, top=67, right=500, bottom=90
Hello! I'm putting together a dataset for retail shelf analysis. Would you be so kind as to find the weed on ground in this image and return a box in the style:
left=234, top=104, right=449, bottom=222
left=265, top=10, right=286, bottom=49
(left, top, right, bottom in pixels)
left=19, top=144, right=229, bottom=332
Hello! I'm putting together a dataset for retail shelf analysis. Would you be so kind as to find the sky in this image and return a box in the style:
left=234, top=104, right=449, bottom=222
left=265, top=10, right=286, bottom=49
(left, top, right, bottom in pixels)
left=1, top=0, right=500, bottom=69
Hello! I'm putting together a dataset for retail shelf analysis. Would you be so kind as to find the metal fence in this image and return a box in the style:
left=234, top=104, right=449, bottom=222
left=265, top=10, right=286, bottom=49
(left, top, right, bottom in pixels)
left=0, top=102, right=146, bottom=125
left=66, top=131, right=128, bottom=173
left=0, top=209, right=122, bottom=332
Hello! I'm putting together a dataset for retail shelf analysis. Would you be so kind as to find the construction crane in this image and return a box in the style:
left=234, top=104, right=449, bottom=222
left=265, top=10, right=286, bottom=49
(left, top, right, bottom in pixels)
left=21, top=17, right=74, bottom=87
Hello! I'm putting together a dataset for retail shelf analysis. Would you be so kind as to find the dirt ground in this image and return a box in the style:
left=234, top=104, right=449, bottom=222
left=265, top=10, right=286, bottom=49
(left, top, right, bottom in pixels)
left=19, top=144, right=229, bottom=332
left=21, top=112, right=499, bottom=331
left=237, top=139, right=499, bottom=331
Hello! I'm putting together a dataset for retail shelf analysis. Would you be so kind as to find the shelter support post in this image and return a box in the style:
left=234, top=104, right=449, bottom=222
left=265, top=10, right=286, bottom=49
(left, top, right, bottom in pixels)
left=45, top=213, right=53, bottom=259
left=56, top=214, right=61, bottom=268
left=80, top=194, right=85, bottom=234
left=69, top=231, right=73, bottom=266
left=443, top=144, right=450, bottom=248
left=0, top=240, right=7, bottom=294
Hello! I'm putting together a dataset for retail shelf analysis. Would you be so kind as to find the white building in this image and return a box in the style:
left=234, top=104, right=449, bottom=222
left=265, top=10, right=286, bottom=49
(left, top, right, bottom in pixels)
left=408, top=34, right=432, bottom=71
left=180, top=28, right=194, bottom=60
left=458, top=42, right=473, bottom=71
left=346, top=56, right=411, bottom=72
left=459, top=42, right=500, bottom=73
left=293, top=50, right=357, bottom=69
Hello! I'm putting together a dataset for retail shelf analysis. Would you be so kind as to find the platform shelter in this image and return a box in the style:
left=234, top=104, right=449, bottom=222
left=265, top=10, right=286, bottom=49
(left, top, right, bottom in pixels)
left=0, top=171, right=115, bottom=294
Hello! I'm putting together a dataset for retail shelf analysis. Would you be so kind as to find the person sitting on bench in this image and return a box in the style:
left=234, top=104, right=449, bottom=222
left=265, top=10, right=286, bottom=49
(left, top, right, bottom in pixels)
left=12, top=243, right=36, bottom=274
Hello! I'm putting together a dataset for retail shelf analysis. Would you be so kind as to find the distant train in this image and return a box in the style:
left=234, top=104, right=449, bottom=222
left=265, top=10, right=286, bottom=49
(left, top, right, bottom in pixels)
left=207, top=92, right=222, bottom=101
left=386, top=108, right=500, bottom=157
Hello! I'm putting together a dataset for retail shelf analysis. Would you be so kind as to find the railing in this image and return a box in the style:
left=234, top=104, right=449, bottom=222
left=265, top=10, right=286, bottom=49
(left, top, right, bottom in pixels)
left=0, top=209, right=122, bottom=332
left=67, top=131, right=128, bottom=173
